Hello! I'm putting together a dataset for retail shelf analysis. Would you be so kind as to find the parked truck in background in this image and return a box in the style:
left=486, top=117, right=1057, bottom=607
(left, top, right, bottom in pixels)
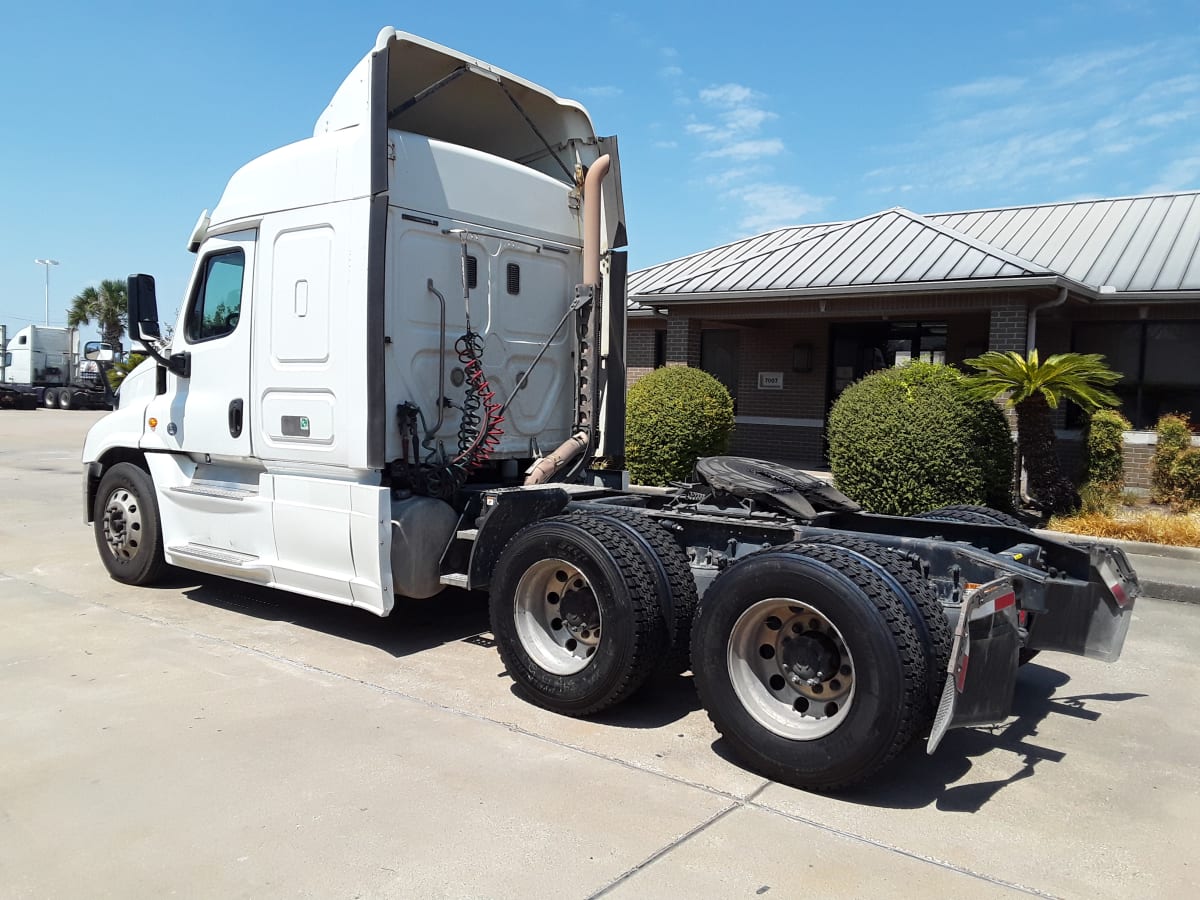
left=81, top=27, right=1140, bottom=790
left=1, top=324, right=115, bottom=410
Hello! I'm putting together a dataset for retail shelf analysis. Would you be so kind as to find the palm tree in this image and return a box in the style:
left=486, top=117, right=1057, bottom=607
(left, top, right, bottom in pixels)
left=67, top=279, right=128, bottom=353
left=963, top=350, right=1121, bottom=515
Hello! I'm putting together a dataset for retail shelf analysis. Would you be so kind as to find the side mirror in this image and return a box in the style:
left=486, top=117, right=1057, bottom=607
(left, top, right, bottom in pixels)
left=84, top=341, right=114, bottom=361
left=126, top=273, right=190, bottom=378
left=127, top=274, right=162, bottom=342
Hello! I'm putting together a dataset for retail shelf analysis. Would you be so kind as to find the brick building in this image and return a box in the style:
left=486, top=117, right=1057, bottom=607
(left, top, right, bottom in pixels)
left=627, top=193, right=1200, bottom=485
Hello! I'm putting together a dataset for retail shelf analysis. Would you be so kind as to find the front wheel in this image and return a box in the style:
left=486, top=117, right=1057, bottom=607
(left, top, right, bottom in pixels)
left=94, top=462, right=167, bottom=585
left=691, top=543, right=928, bottom=791
left=489, top=514, right=668, bottom=717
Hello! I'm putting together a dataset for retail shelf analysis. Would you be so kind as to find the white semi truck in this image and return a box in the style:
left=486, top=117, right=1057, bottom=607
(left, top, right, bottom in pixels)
left=1, top=324, right=115, bottom=410
left=83, top=28, right=1140, bottom=790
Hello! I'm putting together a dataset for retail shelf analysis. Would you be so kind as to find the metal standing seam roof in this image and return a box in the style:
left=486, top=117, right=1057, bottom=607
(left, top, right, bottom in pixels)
left=629, top=190, right=1200, bottom=302
left=928, top=192, right=1200, bottom=294
left=631, top=207, right=1054, bottom=299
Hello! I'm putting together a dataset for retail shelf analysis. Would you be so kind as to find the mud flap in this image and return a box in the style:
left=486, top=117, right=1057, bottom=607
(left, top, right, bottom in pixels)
left=928, top=578, right=1020, bottom=754
left=1026, top=545, right=1139, bottom=662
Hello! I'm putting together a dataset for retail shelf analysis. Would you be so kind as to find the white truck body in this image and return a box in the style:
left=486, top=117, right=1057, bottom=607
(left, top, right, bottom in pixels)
left=3, top=325, right=78, bottom=386
left=84, top=28, right=626, bottom=618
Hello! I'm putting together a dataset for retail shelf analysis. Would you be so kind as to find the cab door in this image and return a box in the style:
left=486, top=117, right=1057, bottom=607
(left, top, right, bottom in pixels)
left=155, top=232, right=256, bottom=460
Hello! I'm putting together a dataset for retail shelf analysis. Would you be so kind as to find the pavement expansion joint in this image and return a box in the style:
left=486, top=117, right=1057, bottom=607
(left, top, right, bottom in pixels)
left=4, top=572, right=1071, bottom=898
left=744, top=799, right=1059, bottom=898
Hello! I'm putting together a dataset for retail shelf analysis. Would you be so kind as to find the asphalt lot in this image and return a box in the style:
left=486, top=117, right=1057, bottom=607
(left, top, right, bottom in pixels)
left=2, top=409, right=1198, bottom=899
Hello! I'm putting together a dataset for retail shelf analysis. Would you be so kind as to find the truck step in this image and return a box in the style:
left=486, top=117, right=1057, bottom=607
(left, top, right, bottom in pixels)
left=439, top=573, right=471, bottom=589
left=171, top=483, right=257, bottom=501
left=456, top=529, right=479, bottom=541
left=168, top=544, right=260, bottom=567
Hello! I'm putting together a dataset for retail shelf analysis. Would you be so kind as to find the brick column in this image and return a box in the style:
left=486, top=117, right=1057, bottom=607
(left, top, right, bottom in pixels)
left=986, top=300, right=1029, bottom=490
left=987, top=301, right=1028, bottom=353
left=665, top=316, right=701, bottom=367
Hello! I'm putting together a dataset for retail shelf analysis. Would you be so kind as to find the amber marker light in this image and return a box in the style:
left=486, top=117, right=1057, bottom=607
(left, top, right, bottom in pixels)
left=148, top=417, right=158, bottom=429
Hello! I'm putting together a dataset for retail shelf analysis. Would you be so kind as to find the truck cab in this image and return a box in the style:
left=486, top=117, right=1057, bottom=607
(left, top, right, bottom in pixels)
left=83, top=27, right=626, bottom=616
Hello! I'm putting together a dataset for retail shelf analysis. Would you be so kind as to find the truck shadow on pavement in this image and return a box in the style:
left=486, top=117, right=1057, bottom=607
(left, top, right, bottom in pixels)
left=728, top=662, right=1146, bottom=813
left=182, top=575, right=495, bottom=659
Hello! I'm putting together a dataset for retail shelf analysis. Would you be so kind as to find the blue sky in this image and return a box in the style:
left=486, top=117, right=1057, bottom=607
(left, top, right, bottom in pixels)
left=2, top=1, right=1198, bottom=340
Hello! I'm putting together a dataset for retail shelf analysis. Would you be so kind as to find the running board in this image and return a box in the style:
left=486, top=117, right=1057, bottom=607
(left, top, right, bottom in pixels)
left=439, top=573, right=471, bottom=589
left=167, top=543, right=271, bottom=583
left=171, top=483, right=257, bottom=501
left=169, top=543, right=260, bottom=566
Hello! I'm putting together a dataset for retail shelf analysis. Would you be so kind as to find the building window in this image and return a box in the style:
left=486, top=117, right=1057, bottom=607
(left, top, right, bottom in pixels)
left=1073, top=320, right=1200, bottom=429
left=700, top=329, right=739, bottom=400
left=653, top=330, right=666, bottom=368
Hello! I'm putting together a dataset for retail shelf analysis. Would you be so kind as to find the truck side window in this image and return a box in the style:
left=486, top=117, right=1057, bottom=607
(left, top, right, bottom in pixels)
left=186, top=250, right=246, bottom=342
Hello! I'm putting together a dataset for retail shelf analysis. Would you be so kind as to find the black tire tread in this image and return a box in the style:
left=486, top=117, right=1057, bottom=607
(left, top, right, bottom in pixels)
left=794, top=535, right=951, bottom=708
left=578, top=507, right=698, bottom=675
left=695, top=541, right=928, bottom=790
left=922, top=504, right=1029, bottom=530
left=491, top=513, right=666, bottom=717
left=94, top=461, right=168, bottom=586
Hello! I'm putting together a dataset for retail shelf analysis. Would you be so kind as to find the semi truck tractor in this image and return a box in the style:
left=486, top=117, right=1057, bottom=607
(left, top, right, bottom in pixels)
left=1, top=324, right=115, bottom=410
left=82, top=27, right=1139, bottom=790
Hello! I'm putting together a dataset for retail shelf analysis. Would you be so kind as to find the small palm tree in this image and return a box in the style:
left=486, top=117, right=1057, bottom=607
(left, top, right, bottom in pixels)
left=963, top=350, right=1121, bottom=515
left=67, top=279, right=128, bottom=353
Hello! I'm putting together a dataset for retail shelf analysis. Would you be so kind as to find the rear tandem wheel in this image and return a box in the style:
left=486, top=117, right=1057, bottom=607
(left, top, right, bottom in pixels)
left=489, top=514, right=669, bottom=717
left=691, top=542, right=929, bottom=791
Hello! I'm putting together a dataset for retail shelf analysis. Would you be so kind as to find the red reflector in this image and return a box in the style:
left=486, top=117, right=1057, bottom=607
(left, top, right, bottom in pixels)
left=1110, top=582, right=1128, bottom=607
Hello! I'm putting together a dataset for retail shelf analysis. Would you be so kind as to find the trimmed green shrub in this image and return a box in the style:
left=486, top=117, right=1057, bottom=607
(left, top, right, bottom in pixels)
left=1082, top=408, right=1130, bottom=509
left=1171, top=448, right=1200, bottom=510
left=1152, top=413, right=1192, bottom=503
left=626, top=366, right=734, bottom=486
left=827, top=361, right=1014, bottom=516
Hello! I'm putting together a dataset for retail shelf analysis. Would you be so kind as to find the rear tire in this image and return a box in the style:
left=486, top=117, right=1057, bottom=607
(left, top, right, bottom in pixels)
left=791, top=536, right=951, bottom=710
left=920, top=505, right=1029, bottom=529
left=58, top=388, right=74, bottom=410
left=94, top=462, right=167, bottom=586
left=490, top=514, right=668, bottom=717
left=577, top=507, right=698, bottom=675
left=42, top=388, right=59, bottom=408
left=692, top=542, right=927, bottom=791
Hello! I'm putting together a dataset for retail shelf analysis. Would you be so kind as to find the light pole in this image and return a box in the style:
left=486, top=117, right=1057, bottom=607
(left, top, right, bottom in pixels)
left=34, top=258, right=59, bottom=326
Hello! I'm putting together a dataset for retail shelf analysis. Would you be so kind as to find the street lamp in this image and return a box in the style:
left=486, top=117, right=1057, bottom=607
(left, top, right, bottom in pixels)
left=34, top=258, right=59, bottom=326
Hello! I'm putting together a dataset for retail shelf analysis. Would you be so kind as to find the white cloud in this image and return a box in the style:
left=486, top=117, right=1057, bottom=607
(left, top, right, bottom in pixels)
left=699, top=83, right=759, bottom=107
left=942, top=76, right=1026, bottom=99
left=652, top=140, right=679, bottom=150
left=1149, top=149, right=1200, bottom=192
left=659, top=65, right=683, bottom=79
left=868, top=37, right=1200, bottom=200
left=725, top=183, right=830, bottom=232
left=702, top=139, right=786, bottom=160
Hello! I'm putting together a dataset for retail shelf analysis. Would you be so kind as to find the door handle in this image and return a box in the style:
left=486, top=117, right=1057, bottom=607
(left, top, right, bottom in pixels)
left=228, top=398, right=244, bottom=438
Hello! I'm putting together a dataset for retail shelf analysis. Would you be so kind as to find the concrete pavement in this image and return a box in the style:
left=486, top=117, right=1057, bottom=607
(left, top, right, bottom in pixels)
left=2, top=410, right=1199, bottom=898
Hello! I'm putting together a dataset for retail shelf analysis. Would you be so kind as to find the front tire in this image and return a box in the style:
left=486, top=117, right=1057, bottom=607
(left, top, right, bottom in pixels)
left=94, top=462, right=167, bottom=585
left=490, top=514, right=668, bottom=717
left=692, top=543, right=927, bottom=791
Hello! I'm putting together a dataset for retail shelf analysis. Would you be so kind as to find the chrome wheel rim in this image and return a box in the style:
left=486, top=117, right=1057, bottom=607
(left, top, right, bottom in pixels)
left=513, top=558, right=601, bottom=675
left=101, top=487, right=143, bottom=561
left=728, top=598, right=855, bottom=740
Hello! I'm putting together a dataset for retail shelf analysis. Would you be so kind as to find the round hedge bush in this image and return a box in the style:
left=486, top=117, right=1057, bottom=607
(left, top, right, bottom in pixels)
left=827, top=361, right=1014, bottom=516
left=626, top=366, right=734, bottom=486
left=1171, top=447, right=1200, bottom=509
